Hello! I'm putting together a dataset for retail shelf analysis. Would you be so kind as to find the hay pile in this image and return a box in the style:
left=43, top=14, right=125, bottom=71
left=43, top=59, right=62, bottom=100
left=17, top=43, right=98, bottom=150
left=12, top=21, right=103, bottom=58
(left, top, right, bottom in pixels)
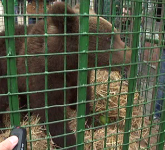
left=85, top=70, right=157, bottom=149
left=70, top=70, right=158, bottom=150
left=0, top=114, right=54, bottom=150
left=90, top=70, right=142, bottom=128
left=0, top=70, right=158, bottom=150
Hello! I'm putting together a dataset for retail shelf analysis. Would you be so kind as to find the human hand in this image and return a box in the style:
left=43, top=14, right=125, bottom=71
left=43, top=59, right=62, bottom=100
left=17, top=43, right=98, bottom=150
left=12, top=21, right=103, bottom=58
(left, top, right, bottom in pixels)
left=0, top=136, right=18, bottom=150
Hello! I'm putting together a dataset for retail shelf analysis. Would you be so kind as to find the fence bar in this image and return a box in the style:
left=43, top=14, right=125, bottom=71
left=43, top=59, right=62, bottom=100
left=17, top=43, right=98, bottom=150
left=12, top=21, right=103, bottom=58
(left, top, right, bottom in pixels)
left=156, top=2, right=165, bottom=149
left=43, top=0, right=51, bottom=149
left=22, top=0, right=33, bottom=149
left=122, top=0, right=142, bottom=149
left=104, top=0, right=110, bottom=21
left=91, top=0, right=102, bottom=149
left=94, top=0, right=104, bottom=15
left=104, top=0, right=116, bottom=148
left=76, top=0, right=90, bottom=150
left=4, top=0, right=20, bottom=126
left=157, top=97, right=165, bottom=149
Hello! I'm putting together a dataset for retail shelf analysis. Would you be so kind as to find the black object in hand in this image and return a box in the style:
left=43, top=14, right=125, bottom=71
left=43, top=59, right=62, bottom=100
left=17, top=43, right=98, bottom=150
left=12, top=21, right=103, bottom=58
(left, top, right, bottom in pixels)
left=10, top=127, right=27, bottom=150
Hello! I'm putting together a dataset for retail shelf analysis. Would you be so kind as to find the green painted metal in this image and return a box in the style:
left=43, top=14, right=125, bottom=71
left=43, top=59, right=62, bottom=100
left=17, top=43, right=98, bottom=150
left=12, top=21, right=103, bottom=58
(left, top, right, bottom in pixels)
left=116, top=0, right=129, bottom=148
left=76, top=0, right=90, bottom=149
left=4, top=0, right=20, bottom=126
left=156, top=2, right=165, bottom=149
left=138, top=1, right=151, bottom=148
left=157, top=94, right=165, bottom=149
left=1, top=0, right=165, bottom=149
left=63, top=0, right=68, bottom=148
left=94, top=0, right=104, bottom=15
left=146, top=2, right=159, bottom=148
left=104, top=0, right=116, bottom=148
left=43, top=0, right=50, bottom=149
left=104, top=0, right=110, bottom=18
left=122, top=0, right=142, bottom=150
left=104, top=0, right=111, bottom=21
left=23, top=0, right=33, bottom=149
left=91, top=1, right=103, bottom=149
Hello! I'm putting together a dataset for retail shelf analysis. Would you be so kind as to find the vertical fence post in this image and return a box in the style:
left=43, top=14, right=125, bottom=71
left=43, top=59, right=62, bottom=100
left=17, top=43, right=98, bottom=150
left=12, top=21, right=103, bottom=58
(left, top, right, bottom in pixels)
left=4, top=0, right=20, bottom=126
left=122, top=0, right=142, bottom=149
left=157, top=2, right=165, bottom=149
left=104, top=0, right=111, bottom=21
left=94, top=0, right=104, bottom=14
left=76, top=0, right=90, bottom=149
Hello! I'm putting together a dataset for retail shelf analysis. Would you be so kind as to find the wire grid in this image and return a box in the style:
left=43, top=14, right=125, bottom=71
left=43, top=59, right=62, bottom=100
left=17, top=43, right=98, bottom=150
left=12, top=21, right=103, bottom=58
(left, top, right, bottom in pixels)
left=0, top=0, right=165, bottom=150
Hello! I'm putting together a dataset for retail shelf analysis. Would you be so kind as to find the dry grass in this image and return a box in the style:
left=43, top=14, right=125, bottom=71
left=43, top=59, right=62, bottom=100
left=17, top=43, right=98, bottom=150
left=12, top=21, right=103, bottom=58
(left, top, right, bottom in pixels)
left=0, top=70, right=158, bottom=150
left=90, top=70, right=142, bottom=128
left=0, top=114, right=54, bottom=150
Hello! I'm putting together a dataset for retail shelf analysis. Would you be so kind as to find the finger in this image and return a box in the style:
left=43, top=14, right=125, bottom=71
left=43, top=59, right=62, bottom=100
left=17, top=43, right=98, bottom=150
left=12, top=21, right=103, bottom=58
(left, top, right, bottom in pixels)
left=0, top=136, right=18, bottom=150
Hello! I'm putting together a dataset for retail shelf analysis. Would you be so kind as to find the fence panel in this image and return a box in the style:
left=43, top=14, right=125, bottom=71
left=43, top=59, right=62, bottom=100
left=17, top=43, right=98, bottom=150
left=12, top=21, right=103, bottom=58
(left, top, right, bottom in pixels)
left=0, top=0, right=165, bottom=150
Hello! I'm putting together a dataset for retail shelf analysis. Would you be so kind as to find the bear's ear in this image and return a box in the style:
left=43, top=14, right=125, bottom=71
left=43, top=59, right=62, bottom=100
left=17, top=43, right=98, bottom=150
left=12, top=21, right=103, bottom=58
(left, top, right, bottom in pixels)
left=48, top=2, right=78, bottom=33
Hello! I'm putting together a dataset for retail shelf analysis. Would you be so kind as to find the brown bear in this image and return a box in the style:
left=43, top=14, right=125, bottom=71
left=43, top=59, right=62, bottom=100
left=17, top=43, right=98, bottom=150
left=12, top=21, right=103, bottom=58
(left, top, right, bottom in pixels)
left=16, top=2, right=132, bottom=149
left=0, top=25, right=33, bottom=126
left=0, top=2, right=132, bottom=150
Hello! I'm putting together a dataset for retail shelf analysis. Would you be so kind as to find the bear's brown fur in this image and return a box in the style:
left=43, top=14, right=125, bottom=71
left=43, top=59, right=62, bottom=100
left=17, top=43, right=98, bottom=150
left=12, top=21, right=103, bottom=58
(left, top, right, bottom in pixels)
left=0, top=25, right=33, bottom=125
left=0, top=2, right=132, bottom=150
left=16, top=2, right=131, bottom=149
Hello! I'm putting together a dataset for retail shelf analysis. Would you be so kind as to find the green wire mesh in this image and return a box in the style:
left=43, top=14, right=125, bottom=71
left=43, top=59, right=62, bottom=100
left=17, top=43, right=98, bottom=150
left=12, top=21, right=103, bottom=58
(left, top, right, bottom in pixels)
left=0, top=0, right=165, bottom=150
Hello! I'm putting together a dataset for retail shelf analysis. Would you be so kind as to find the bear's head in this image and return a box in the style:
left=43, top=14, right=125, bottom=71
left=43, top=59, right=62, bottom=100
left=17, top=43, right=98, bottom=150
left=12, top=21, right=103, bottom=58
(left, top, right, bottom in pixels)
left=48, top=2, right=132, bottom=74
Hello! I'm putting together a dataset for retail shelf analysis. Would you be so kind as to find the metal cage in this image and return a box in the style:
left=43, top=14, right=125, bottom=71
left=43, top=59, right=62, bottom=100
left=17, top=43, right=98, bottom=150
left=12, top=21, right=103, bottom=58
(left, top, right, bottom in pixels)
left=0, top=0, right=165, bottom=150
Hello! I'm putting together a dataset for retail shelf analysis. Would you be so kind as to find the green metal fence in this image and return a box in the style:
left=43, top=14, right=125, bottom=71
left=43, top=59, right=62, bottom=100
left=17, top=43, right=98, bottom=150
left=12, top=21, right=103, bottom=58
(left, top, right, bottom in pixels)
left=0, top=0, right=165, bottom=150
